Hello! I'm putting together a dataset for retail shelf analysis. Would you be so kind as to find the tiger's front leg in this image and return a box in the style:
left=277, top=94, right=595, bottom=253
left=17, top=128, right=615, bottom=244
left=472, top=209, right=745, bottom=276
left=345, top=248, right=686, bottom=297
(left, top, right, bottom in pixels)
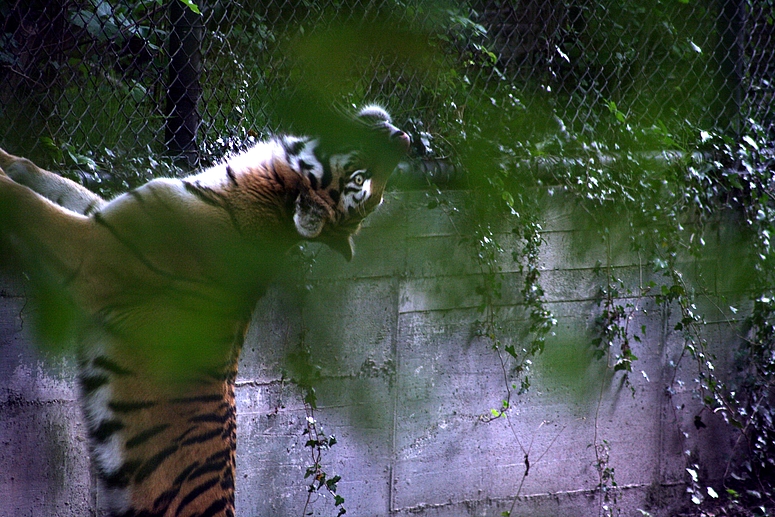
left=0, top=173, right=99, bottom=289
left=0, top=147, right=106, bottom=215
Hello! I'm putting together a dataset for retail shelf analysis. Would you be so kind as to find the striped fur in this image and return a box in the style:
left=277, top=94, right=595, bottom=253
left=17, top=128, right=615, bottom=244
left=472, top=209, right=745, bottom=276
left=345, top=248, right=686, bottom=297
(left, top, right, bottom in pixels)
left=0, top=106, right=408, bottom=517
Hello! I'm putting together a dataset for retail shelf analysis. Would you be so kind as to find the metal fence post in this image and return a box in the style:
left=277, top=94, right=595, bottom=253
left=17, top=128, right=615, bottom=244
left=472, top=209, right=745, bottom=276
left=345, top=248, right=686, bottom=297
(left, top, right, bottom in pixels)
left=165, top=0, right=204, bottom=168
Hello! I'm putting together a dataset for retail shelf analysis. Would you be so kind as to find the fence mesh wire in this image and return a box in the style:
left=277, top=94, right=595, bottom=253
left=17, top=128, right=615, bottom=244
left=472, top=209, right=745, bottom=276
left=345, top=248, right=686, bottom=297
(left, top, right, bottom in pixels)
left=0, top=0, right=772, bottom=177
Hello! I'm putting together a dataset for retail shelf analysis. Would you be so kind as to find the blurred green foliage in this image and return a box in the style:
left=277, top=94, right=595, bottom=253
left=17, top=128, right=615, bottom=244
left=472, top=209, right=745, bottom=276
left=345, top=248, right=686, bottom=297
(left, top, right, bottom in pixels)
left=270, top=3, right=774, bottom=511
left=3, top=0, right=775, bottom=511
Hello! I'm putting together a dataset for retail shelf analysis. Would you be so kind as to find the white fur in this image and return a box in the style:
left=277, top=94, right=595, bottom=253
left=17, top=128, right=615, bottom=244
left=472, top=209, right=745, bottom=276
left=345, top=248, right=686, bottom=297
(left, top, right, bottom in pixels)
left=93, top=431, right=125, bottom=475
left=342, top=176, right=372, bottom=212
left=78, top=337, right=126, bottom=479
left=187, top=137, right=324, bottom=187
left=82, top=383, right=114, bottom=430
left=286, top=138, right=324, bottom=183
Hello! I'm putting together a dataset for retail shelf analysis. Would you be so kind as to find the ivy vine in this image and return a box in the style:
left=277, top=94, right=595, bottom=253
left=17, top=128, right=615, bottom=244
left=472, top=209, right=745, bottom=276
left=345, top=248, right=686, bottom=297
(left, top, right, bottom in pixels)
left=19, top=1, right=775, bottom=515
left=416, top=2, right=775, bottom=516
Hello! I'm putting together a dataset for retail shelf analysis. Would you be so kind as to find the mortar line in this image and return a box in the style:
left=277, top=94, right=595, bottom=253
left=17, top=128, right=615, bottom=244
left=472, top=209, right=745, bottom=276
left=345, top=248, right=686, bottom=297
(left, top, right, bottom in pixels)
left=390, top=480, right=688, bottom=514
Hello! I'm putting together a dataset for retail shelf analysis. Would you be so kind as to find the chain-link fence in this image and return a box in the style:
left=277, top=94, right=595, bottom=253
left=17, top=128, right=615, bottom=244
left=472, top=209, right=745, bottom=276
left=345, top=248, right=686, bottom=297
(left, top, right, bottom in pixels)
left=0, top=0, right=772, bottom=176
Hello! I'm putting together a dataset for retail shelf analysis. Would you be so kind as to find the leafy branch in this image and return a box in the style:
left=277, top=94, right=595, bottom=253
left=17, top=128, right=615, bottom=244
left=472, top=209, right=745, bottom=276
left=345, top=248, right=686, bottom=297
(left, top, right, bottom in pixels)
left=302, top=412, right=346, bottom=517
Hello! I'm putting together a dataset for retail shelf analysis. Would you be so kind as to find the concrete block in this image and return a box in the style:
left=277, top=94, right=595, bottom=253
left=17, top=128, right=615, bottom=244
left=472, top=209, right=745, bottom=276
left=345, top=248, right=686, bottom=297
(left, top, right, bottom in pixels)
left=0, top=286, right=93, bottom=517
left=0, top=192, right=746, bottom=517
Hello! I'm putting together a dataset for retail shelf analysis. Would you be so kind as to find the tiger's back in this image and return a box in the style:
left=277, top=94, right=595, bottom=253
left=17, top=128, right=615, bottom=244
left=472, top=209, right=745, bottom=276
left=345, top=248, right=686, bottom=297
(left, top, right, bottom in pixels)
left=0, top=106, right=409, bottom=517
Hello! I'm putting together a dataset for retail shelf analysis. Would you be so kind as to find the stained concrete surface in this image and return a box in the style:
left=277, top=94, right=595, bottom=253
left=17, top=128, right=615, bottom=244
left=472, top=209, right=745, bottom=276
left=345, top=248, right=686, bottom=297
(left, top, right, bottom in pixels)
left=0, top=191, right=739, bottom=516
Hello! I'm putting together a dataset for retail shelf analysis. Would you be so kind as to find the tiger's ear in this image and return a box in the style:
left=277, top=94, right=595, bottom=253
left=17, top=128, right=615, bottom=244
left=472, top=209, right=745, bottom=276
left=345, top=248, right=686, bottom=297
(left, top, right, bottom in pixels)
left=293, top=191, right=327, bottom=239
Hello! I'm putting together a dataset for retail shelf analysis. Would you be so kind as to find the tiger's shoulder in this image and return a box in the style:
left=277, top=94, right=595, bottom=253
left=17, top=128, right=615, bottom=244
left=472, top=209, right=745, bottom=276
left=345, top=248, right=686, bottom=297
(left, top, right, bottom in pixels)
left=0, top=105, right=409, bottom=280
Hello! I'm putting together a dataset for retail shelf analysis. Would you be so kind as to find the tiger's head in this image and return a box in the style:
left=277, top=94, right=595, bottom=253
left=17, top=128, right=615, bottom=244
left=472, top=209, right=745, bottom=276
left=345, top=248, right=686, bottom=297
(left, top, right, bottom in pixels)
left=288, top=105, right=410, bottom=260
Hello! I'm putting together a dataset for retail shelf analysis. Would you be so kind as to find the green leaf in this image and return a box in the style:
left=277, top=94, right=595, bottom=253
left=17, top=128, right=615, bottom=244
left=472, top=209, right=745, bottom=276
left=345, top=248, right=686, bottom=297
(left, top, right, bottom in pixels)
left=502, top=191, right=514, bottom=207
left=177, top=0, right=201, bottom=14
left=742, top=135, right=759, bottom=151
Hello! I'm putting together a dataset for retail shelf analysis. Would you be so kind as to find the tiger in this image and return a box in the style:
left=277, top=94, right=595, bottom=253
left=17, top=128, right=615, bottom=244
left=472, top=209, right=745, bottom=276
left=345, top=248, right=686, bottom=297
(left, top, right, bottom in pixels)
left=0, top=105, right=409, bottom=517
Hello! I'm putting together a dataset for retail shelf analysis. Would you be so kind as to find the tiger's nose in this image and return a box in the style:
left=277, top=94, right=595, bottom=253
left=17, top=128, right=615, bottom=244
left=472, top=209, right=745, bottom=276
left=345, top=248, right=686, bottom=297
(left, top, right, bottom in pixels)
left=391, top=130, right=411, bottom=153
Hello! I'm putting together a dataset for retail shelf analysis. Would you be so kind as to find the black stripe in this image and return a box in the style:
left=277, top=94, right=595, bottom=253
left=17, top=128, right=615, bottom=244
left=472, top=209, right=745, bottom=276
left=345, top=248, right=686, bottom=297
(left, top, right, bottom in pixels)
left=109, top=400, right=157, bottom=413
left=93, top=212, right=180, bottom=281
left=102, top=459, right=141, bottom=488
left=152, top=486, right=179, bottom=514
left=175, top=476, right=219, bottom=516
left=321, top=161, right=332, bottom=188
left=298, top=158, right=317, bottom=181
left=126, top=423, right=170, bottom=449
left=197, top=496, right=228, bottom=517
left=171, top=394, right=223, bottom=404
left=183, top=181, right=243, bottom=236
left=329, top=189, right=340, bottom=204
left=183, top=182, right=227, bottom=209
left=175, top=426, right=197, bottom=443
left=129, top=189, right=145, bottom=203
left=220, top=465, right=235, bottom=491
left=91, top=212, right=228, bottom=294
left=84, top=201, right=100, bottom=216
left=188, top=453, right=229, bottom=481
left=180, top=428, right=222, bottom=447
left=114, top=508, right=156, bottom=517
left=172, top=461, right=201, bottom=486
left=188, top=411, right=230, bottom=425
left=269, top=162, right=282, bottom=184
left=204, top=448, right=231, bottom=464
left=225, top=165, right=238, bottom=186
left=93, top=356, right=133, bottom=376
left=135, top=444, right=179, bottom=483
left=283, top=137, right=306, bottom=157
left=80, top=374, right=109, bottom=394
left=91, top=419, right=125, bottom=442
left=306, top=169, right=318, bottom=189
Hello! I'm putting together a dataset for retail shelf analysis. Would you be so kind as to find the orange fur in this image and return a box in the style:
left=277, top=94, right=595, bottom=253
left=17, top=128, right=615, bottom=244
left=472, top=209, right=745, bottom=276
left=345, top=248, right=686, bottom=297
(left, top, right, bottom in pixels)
left=0, top=106, right=408, bottom=517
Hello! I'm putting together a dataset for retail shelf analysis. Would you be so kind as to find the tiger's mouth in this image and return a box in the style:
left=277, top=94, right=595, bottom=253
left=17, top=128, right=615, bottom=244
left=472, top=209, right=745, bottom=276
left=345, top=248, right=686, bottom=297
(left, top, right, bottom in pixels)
left=317, top=230, right=357, bottom=261
left=315, top=209, right=367, bottom=260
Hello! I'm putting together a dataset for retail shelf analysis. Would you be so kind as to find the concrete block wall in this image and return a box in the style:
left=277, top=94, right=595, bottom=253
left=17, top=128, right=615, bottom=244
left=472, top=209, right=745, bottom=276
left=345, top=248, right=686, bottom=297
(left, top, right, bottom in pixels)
left=0, top=190, right=741, bottom=517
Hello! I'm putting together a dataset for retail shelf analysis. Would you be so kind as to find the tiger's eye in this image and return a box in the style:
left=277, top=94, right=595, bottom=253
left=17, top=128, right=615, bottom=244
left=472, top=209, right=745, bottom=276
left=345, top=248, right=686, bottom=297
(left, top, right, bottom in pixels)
left=353, top=173, right=364, bottom=186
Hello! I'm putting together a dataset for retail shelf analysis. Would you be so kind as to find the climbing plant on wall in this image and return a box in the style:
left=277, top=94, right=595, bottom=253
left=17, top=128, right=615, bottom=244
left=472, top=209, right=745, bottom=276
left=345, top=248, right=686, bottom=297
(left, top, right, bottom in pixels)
left=4, top=0, right=774, bottom=514
left=409, top=1, right=775, bottom=514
